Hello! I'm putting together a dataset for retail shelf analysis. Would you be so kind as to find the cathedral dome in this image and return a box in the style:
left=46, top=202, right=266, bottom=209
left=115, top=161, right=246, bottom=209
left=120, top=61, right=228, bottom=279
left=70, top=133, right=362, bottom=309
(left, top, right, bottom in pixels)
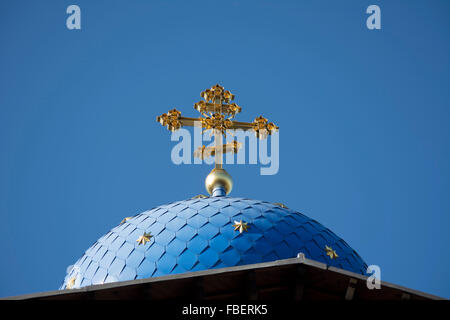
left=61, top=196, right=367, bottom=289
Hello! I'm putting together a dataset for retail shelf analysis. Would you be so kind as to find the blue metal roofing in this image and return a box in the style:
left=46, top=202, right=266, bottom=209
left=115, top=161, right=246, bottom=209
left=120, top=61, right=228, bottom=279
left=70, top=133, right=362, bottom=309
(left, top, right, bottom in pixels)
left=61, top=196, right=368, bottom=289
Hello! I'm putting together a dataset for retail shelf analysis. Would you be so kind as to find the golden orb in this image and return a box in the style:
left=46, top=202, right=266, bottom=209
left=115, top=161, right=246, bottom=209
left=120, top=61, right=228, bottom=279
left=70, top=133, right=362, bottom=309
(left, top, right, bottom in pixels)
left=205, top=168, right=233, bottom=196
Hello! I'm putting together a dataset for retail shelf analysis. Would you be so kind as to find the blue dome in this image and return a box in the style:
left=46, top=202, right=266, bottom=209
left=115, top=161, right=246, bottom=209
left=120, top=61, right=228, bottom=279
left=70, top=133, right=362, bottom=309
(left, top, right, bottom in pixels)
left=61, top=196, right=367, bottom=289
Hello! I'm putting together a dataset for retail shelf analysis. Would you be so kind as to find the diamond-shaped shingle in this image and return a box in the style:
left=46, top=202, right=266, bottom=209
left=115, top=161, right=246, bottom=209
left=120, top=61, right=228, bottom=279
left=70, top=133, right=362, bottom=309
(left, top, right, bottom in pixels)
left=187, top=235, right=208, bottom=254
left=178, top=249, right=198, bottom=270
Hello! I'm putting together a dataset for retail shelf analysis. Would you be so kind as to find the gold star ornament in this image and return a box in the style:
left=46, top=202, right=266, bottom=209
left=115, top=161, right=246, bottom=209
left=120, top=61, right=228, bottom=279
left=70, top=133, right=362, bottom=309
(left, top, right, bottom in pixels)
left=66, top=276, right=76, bottom=289
left=233, top=220, right=249, bottom=234
left=274, top=202, right=288, bottom=209
left=120, top=217, right=132, bottom=225
left=136, top=232, right=152, bottom=245
left=192, top=194, right=208, bottom=199
left=325, top=245, right=338, bottom=259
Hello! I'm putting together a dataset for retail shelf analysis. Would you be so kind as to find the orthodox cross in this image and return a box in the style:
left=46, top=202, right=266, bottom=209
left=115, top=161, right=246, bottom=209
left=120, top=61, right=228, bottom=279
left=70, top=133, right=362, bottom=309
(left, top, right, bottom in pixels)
left=156, top=84, right=278, bottom=171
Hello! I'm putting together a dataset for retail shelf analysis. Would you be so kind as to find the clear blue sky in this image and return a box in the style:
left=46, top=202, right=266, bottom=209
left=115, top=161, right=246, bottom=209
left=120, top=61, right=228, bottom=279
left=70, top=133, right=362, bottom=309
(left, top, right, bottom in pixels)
left=1, top=0, right=449, bottom=298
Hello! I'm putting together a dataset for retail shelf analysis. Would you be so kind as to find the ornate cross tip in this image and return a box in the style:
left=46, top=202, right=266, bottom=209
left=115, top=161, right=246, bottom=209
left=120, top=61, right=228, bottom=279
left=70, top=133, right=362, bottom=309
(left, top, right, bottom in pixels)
left=274, top=202, right=288, bottom=209
left=200, top=84, right=235, bottom=103
left=252, top=116, right=279, bottom=139
left=136, top=232, right=152, bottom=245
left=233, top=220, right=249, bottom=233
left=192, top=194, right=208, bottom=199
left=325, top=245, right=338, bottom=259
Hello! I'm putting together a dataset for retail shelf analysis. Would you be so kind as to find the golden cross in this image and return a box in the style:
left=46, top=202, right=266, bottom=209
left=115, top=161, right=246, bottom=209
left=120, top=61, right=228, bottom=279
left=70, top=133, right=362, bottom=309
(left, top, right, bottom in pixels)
left=157, top=84, right=278, bottom=171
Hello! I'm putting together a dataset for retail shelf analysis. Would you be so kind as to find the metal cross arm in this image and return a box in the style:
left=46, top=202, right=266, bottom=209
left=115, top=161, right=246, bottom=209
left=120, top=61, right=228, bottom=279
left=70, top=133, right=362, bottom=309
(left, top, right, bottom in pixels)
left=157, top=110, right=278, bottom=138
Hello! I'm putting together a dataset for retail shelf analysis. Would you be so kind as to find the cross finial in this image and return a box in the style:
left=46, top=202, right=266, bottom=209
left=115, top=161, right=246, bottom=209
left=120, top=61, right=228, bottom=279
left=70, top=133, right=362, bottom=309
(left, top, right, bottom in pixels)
left=157, top=84, right=278, bottom=196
